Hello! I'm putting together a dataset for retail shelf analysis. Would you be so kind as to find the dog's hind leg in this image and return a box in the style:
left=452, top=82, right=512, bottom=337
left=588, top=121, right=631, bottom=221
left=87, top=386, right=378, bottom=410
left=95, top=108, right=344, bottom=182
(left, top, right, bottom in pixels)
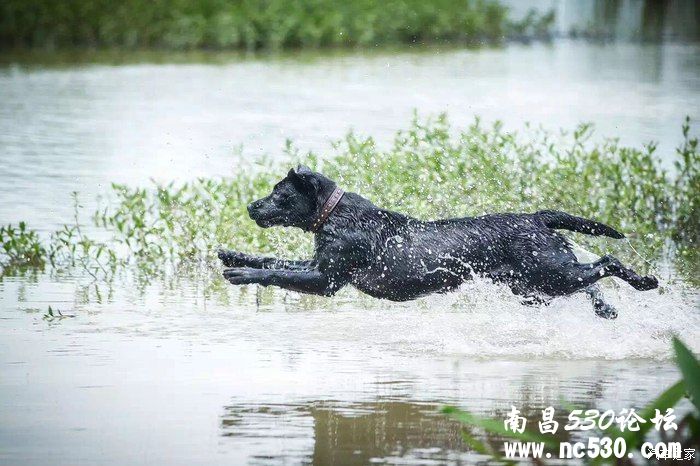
left=507, top=269, right=617, bottom=317
left=601, top=256, right=658, bottom=291
left=584, top=284, right=618, bottom=319
left=545, top=255, right=658, bottom=295
left=520, top=295, right=550, bottom=306
left=506, top=281, right=550, bottom=306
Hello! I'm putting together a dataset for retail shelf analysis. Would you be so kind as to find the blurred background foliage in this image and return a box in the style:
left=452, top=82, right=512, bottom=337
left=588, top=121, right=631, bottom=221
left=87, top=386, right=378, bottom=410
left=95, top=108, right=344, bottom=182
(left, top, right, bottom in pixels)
left=0, top=0, right=554, bottom=51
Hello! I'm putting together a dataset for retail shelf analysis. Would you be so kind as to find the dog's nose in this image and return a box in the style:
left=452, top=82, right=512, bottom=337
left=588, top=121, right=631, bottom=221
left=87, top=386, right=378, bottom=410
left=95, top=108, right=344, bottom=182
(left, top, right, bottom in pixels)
left=247, top=202, right=256, bottom=216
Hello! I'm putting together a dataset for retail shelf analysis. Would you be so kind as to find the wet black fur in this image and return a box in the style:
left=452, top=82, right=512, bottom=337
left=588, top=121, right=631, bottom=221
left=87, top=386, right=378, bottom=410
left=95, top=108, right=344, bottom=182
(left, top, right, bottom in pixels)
left=220, top=166, right=658, bottom=318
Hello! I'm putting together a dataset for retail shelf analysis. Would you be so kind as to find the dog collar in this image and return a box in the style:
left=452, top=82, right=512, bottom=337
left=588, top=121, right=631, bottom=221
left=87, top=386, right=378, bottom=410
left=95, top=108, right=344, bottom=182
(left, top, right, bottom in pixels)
left=310, top=186, right=345, bottom=232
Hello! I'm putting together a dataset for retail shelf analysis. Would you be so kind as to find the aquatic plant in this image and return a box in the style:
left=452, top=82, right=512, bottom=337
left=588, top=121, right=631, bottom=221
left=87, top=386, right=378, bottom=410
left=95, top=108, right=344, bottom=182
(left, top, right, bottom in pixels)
left=47, top=192, right=121, bottom=280
left=672, top=121, right=700, bottom=249
left=89, top=114, right=693, bottom=278
left=0, top=0, right=552, bottom=51
left=42, top=305, right=76, bottom=321
left=0, top=115, right=697, bottom=284
left=442, top=337, right=700, bottom=464
left=0, top=221, right=46, bottom=271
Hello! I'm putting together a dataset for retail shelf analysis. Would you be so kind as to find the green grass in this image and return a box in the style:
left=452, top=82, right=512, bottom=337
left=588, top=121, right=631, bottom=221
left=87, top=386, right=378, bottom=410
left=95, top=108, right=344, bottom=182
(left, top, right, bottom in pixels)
left=0, top=114, right=698, bottom=284
left=0, top=0, right=553, bottom=51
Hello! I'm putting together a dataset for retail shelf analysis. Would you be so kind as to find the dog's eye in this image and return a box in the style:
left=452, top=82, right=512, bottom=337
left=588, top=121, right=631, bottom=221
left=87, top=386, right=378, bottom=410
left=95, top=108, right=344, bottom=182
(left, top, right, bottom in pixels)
left=274, top=191, right=291, bottom=204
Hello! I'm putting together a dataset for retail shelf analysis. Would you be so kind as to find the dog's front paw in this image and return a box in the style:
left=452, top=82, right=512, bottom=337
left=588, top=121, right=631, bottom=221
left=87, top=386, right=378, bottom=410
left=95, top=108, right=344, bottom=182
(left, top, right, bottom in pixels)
left=223, top=267, right=261, bottom=285
left=638, top=275, right=659, bottom=291
left=218, top=249, right=249, bottom=267
left=594, top=303, right=618, bottom=320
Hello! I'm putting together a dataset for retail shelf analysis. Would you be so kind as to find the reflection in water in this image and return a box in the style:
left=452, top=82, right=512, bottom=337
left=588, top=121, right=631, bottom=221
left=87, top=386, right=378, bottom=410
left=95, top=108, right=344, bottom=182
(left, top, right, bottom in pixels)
left=311, top=402, right=464, bottom=465
left=221, top=400, right=480, bottom=464
left=521, top=0, right=700, bottom=41
left=638, top=0, right=699, bottom=42
left=222, top=395, right=635, bottom=465
left=640, top=0, right=667, bottom=42
left=221, top=395, right=699, bottom=464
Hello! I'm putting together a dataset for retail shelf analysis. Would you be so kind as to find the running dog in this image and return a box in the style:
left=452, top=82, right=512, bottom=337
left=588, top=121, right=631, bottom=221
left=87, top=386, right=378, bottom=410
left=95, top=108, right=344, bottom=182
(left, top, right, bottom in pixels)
left=219, top=166, right=658, bottom=318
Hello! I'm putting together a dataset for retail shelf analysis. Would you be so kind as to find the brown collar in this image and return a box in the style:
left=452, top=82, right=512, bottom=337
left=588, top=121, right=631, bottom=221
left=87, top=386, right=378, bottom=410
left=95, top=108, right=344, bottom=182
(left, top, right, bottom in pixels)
left=310, top=186, right=345, bottom=232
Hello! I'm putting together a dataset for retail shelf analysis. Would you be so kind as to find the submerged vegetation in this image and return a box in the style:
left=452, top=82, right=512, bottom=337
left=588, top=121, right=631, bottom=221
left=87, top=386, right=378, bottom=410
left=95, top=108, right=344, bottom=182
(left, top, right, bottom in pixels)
left=0, top=115, right=698, bottom=284
left=0, top=0, right=553, bottom=51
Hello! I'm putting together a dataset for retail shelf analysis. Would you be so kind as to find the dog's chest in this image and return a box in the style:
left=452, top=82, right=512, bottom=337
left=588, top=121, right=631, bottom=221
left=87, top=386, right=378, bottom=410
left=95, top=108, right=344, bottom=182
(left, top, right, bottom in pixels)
left=350, top=266, right=404, bottom=298
left=349, top=240, right=413, bottom=291
left=349, top=240, right=458, bottom=298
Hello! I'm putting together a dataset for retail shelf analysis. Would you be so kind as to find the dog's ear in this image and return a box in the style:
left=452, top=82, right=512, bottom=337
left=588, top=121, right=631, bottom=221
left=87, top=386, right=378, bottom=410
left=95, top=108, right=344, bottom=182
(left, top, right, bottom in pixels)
left=295, top=165, right=314, bottom=176
left=289, top=165, right=320, bottom=194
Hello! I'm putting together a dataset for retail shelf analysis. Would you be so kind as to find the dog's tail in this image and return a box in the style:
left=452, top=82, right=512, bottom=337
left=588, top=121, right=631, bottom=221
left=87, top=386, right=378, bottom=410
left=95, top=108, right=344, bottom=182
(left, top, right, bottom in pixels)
left=536, top=210, right=624, bottom=238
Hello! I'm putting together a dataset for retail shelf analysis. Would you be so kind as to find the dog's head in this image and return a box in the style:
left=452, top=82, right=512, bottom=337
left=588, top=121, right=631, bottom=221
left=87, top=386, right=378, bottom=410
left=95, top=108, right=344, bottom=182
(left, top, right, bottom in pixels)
left=247, top=165, right=334, bottom=230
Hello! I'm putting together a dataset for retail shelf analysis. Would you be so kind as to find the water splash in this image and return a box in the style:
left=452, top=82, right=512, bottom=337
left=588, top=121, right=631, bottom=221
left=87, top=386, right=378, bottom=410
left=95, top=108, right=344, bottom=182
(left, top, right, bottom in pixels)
left=323, top=277, right=700, bottom=361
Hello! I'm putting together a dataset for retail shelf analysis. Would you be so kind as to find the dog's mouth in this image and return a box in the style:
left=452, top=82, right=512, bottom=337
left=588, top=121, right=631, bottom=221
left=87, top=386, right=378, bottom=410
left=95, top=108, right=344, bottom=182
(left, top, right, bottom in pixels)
left=249, top=204, right=289, bottom=227
left=252, top=214, right=285, bottom=228
left=255, top=218, right=274, bottom=228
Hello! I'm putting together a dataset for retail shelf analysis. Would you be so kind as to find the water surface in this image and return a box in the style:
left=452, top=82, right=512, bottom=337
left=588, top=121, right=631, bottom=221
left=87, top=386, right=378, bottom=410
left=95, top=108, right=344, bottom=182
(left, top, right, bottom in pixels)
left=1, top=41, right=699, bottom=233
left=1, top=40, right=699, bottom=465
left=1, top=275, right=697, bottom=465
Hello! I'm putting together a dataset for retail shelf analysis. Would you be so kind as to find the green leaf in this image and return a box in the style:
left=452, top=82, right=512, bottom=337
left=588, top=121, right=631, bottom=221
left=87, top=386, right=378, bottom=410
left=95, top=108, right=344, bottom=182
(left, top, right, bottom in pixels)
left=607, top=379, right=686, bottom=450
left=673, top=337, right=700, bottom=411
left=460, top=429, right=517, bottom=465
left=441, top=406, right=560, bottom=448
left=460, top=429, right=492, bottom=456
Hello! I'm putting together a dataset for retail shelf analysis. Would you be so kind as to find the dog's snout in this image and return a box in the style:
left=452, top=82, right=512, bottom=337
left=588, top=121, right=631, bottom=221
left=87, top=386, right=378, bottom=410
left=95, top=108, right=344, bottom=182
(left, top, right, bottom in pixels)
left=247, top=198, right=265, bottom=217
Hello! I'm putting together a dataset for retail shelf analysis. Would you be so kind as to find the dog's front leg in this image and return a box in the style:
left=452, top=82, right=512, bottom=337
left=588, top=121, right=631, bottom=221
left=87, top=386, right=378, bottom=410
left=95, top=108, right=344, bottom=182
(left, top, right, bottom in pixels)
left=218, top=249, right=314, bottom=270
left=222, top=267, right=345, bottom=296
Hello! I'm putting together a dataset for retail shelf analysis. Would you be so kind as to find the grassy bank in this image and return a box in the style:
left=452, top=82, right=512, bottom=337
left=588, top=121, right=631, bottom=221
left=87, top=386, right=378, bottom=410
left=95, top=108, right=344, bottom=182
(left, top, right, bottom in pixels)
left=0, top=0, right=553, bottom=51
left=1, top=115, right=698, bottom=284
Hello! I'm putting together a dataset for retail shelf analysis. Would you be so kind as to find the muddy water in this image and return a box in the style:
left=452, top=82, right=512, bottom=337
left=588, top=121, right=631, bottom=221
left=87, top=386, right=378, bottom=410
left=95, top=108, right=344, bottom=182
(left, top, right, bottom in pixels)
left=1, top=40, right=700, bottom=465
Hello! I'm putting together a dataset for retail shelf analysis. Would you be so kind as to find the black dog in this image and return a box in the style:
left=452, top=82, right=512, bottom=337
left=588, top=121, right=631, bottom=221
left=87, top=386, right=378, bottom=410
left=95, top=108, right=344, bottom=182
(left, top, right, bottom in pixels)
left=219, top=166, right=658, bottom=318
